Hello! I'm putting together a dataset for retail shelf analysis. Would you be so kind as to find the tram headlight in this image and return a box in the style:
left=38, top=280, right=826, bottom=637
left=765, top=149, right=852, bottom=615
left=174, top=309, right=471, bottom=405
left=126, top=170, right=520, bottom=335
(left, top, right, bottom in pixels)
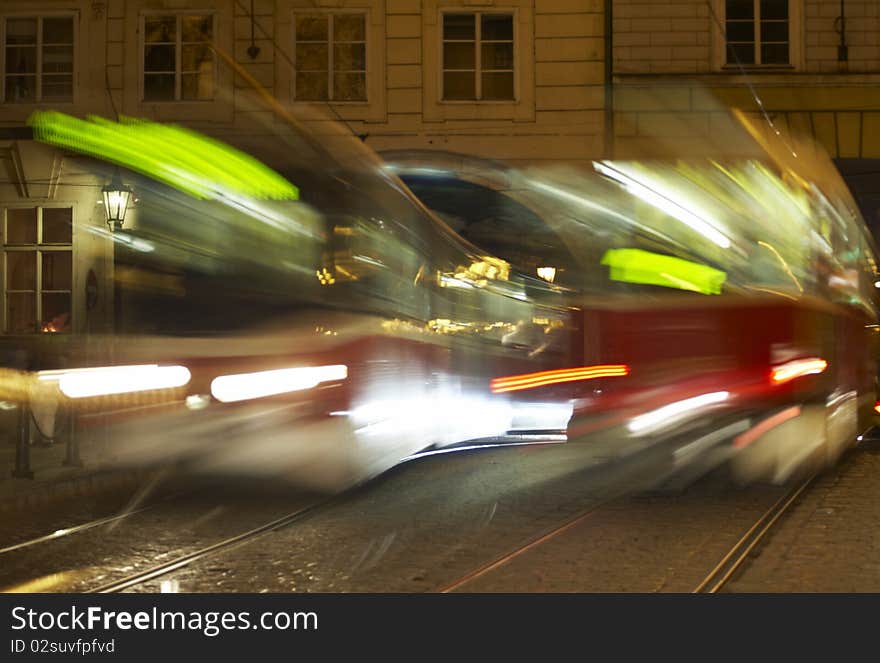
left=210, top=364, right=348, bottom=403
left=38, top=364, right=192, bottom=399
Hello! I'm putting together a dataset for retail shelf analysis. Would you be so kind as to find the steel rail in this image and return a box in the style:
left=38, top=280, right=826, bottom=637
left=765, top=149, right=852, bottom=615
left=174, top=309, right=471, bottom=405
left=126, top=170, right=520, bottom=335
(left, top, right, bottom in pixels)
left=692, top=477, right=814, bottom=593
left=435, top=502, right=608, bottom=593
left=0, top=487, right=190, bottom=556
left=88, top=498, right=330, bottom=593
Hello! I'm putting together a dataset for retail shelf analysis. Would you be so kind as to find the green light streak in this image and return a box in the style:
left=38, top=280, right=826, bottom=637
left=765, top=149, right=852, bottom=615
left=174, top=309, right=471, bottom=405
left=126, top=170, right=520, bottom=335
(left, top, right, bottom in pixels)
left=601, top=248, right=727, bottom=295
left=27, top=111, right=298, bottom=201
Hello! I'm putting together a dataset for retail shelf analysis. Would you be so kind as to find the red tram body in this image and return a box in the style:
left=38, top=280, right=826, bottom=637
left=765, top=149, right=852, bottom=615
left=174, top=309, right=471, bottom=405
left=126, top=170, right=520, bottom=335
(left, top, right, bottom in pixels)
left=386, top=108, right=880, bottom=487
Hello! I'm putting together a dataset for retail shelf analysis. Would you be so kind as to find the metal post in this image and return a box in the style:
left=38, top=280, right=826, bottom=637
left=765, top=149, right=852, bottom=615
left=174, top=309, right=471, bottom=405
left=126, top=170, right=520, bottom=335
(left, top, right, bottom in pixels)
left=34, top=415, right=54, bottom=447
left=11, top=404, right=34, bottom=479
left=62, top=408, right=82, bottom=468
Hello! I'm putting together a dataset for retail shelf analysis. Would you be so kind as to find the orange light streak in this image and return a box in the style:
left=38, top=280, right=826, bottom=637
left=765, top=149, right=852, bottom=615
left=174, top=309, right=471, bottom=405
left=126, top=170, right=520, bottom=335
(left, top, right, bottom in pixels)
left=490, top=364, right=630, bottom=394
left=770, top=358, right=828, bottom=385
left=734, top=406, right=801, bottom=449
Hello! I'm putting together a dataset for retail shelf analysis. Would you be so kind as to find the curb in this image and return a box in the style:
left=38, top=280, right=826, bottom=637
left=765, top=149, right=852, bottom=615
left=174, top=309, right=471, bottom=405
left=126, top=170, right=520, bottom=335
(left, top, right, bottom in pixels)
left=0, top=467, right=159, bottom=515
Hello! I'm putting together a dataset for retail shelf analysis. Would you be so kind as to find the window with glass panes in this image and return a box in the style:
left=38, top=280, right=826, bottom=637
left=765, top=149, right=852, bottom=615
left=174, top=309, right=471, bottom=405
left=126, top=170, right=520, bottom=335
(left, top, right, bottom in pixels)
left=2, top=207, right=72, bottom=334
left=142, top=14, right=213, bottom=101
left=2, top=16, right=74, bottom=103
left=294, top=13, right=367, bottom=102
left=442, top=12, right=514, bottom=101
left=725, top=0, right=790, bottom=65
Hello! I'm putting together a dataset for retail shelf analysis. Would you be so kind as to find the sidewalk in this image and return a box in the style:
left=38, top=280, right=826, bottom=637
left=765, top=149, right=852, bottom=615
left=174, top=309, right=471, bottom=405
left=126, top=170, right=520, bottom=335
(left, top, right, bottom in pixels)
left=0, top=413, right=152, bottom=514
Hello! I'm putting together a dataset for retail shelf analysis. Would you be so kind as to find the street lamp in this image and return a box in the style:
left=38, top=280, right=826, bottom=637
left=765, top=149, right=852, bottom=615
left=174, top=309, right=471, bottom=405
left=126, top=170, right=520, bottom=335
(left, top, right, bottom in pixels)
left=102, top=170, right=132, bottom=231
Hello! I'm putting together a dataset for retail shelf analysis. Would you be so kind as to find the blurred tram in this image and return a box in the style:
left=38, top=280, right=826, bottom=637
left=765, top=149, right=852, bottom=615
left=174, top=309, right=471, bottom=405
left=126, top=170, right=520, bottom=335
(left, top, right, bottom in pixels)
left=384, top=108, right=880, bottom=487
left=16, top=111, right=576, bottom=491
left=11, top=100, right=879, bottom=492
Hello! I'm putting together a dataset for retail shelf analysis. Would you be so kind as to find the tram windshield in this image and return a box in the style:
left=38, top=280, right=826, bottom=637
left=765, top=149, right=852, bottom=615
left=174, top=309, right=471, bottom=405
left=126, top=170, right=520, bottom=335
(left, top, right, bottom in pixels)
left=384, top=114, right=879, bottom=318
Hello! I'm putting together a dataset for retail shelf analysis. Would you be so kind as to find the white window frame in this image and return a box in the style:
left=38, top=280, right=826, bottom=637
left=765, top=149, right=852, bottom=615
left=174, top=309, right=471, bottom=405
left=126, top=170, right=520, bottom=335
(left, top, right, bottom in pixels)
left=292, top=9, right=369, bottom=104
left=0, top=13, right=76, bottom=104
left=1, top=205, right=73, bottom=335
left=139, top=11, right=215, bottom=103
left=714, top=0, right=803, bottom=71
left=439, top=10, right=517, bottom=103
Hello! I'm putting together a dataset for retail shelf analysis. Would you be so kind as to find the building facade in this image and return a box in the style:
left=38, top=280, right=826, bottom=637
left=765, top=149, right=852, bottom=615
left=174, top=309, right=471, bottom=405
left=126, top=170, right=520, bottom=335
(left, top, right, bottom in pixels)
left=611, top=1, right=880, bottom=228
left=1, top=0, right=608, bottom=160
left=2, top=0, right=880, bottom=343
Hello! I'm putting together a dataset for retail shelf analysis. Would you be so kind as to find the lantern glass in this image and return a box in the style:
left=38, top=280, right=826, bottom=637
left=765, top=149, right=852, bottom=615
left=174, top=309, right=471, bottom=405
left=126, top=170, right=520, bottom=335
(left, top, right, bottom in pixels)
left=102, top=176, right=132, bottom=230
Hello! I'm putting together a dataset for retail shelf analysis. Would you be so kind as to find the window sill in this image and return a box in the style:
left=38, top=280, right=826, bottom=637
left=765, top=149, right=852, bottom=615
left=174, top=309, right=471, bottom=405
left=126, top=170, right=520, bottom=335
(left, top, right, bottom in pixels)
left=291, top=100, right=370, bottom=106
left=720, top=64, right=796, bottom=73
left=439, top=99, right=518, bottom=104
left=133, top=98, right=233, bottom=123
left=0, top=332, right=72, bottom=337
left=0, top=101, right=77, bottom=123
left=139, top=99, right=216, bottom=104
left=0, top=101, right=76, bottom=106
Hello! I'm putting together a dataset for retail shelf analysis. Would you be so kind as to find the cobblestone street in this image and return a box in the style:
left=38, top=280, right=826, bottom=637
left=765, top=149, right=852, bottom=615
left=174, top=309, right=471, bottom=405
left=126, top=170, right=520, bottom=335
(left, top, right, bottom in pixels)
left=4, top=433, right=880, bottom=594
left=723, top=437, right=880, bottom=592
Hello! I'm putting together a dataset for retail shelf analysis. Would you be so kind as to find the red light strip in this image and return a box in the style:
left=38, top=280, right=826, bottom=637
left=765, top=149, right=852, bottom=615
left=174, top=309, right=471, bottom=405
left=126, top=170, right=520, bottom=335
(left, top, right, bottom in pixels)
left=770, top=357, right=828, bottom=385
left=490, top=364, right=630, bottom=394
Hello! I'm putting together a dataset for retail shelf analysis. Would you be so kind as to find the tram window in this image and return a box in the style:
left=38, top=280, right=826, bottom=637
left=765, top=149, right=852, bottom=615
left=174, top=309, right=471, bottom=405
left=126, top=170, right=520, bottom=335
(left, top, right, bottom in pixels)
left=399, top=175, right=578, bottom=286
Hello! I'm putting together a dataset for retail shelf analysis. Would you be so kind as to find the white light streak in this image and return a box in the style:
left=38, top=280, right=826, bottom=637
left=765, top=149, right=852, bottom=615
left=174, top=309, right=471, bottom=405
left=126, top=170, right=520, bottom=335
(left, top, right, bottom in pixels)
left=593, top=161, right=732, bottom=249
left=628, top=391, right=730, bottom=435
left=210, top=364, right=347, bottom=403
left=54, top=364, right=191, bottom=398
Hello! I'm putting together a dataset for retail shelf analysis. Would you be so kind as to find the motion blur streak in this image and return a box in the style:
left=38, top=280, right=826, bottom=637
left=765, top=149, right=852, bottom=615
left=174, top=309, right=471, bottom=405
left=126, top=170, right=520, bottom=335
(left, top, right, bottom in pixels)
left=401, top=438, right=566, bottom=462
left=0, top=369, right=33, bottom=401
left=734, top=406, right=802, bottom=449
left=592, top=161, right=732, bottom=249
left=627, top=391, right=730, bottom=435
left=673, top=420, right=751, bottom=462
left=52, top=365, right=192, bottom=399
left=770, top=358, right=828, bottom=384
left=210, top=365, right=348, bottom=403
left=490, top=365, right=630, bottom=393
left=27, top=111, right=299, bottom=201
left=757, top=241, right=804, bottom=293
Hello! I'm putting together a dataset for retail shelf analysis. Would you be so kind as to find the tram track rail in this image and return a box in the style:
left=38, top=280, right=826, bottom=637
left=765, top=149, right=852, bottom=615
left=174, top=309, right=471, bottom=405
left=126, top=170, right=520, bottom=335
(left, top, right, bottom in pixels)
left=0, top=502, right=164, bottom=556
left=692, top=476, right=815, bottom=593
left=97, top=437, right=589, bottom=594
left=432, top=433, right=726, bottom=593
left=435, top=470, right=817, bottom=594
left=0, top=481, right=193, bottom=557
left=435, top=499, right=611, bottom=593
left=88, top=497, right=332, bottom=593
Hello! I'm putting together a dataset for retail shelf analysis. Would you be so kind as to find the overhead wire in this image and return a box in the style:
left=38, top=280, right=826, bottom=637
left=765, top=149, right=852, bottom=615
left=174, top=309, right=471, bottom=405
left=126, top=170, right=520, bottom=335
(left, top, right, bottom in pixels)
left=703, top=0, right=800, bottom=159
